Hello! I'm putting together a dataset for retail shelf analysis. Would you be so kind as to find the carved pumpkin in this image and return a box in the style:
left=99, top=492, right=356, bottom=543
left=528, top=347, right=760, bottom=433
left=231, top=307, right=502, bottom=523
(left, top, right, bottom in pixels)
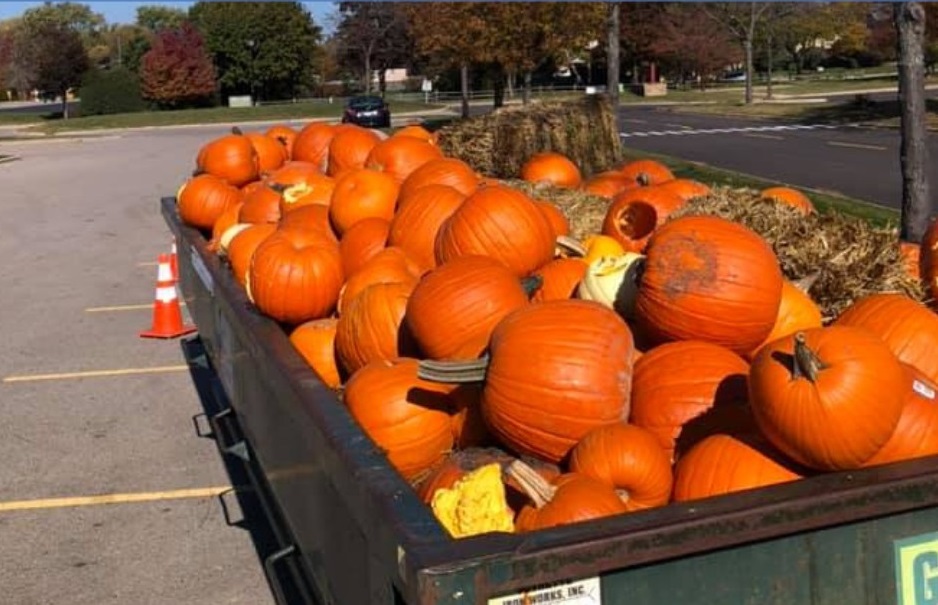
left=749, top=327, right=906, bottom=471
left=748, top=279, right=823, bottom=360
left=247, top=229, right=344, bottom=324
left=328, top=168, right=400, bottom=236
left=343, top=358, right=454, bottom=481
left=226, top=223, right=277, bottom=287
left=520, top=152, right=582, bottom=188
left=177, top=173, right=243, bottom=231
left=245, top=131, right=287, bottom=174
left=760, top=187, right=815, bottom=214
left=335, top=281, right=417, bottom=376
left=864, top=365, right=938, bottom=467
left=618, top=159, right=673, bottom=187
left=405, top=256, right=531, bottom=361
left=388, top=184, right=465, bottom=272
left=399, top=157, right=480, bottom=199
left=289, top=318, right=342, bottom=389
left=196, top=127, right=259, bottom=187
left=365, top=136, right=443, bottom=183
left=672, top=434, right=803, bottom=502
left=508, top=461, right=627, bottom=531
left=634, top=215, right=783, bottom=355
left=291, top=123, right=335, bottom=172
left=418, top=300, right=636, bottom=463
left=339, top=217, right=390, bottom=277
left=834, top=293, right=938, bottom=384
left=327, top=125, right=382, bottom=178
left=568, top=423, right=673, bottom=511
left=629, top=340, right=750, bottom=462
left=531, top=258, right=587, bottom=302
left=435, top=185, right=555, bottom=278
left=601, top=187, right=685, bottom=252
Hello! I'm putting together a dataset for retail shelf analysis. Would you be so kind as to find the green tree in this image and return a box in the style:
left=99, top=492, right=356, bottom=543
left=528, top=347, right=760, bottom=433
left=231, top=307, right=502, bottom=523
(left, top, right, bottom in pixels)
left=20, top=1, right=105, bottom=47
left=15, top=19, right=89, bottom=117
left=136, top=5, right=187, bottom=32
left=189, top=1, right=322, bottom=101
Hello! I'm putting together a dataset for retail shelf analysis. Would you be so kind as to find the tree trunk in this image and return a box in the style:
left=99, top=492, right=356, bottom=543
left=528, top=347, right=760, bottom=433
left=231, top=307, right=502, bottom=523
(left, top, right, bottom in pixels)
left=493, top=63, right=506, bottom=109
left=895, top=2, right=932, bottom=242
left=507, top=69, right=515, bottom=99
left=743, top=37, right=754, bottom=104
left=766, top=34, right=774, bottom=100
left=460, top=63, right=470, bottom=118
left=378, top=67, right=387, bottom=96
left=606, top=2, right=621, bottom=110
left=522, top=70, right=532, bottom=105
left=61, top=90, right=69, bottom=119
left=631, top=60, right=640, bottom=84
left=364, top=52, right=372, bottom=94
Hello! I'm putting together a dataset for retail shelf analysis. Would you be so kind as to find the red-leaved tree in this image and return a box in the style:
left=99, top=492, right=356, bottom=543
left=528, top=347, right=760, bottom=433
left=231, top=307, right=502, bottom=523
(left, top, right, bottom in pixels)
left=139, top=22, right=216, bottom=108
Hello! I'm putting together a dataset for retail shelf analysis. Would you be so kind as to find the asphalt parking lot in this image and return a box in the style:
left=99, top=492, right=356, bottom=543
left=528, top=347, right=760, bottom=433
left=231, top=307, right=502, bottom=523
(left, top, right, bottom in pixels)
left=0, top=131, right=277, bottom=603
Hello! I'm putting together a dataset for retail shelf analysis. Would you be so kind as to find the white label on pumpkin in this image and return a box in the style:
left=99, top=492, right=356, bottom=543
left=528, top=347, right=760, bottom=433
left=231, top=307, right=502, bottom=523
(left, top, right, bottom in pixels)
left=913, top=379, right=936, bottom=401
left=487, top=577, right=601, bottom=605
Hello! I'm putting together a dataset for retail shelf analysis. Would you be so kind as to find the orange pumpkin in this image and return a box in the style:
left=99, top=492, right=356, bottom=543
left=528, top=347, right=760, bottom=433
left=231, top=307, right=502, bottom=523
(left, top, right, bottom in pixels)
left=266, top=161, right=326, bottom=189
left=748, top=279, right=823, bottom=360
left=247, top=229, right=344, bottom=324
left=277, top=173, right=335, bottom=214
left=760, top=187, right=815, bottom=214
left=899, top=241, right=921, bottom=280
left=629, top=340, right=750, bottom=462
left=535, top=201, right=570, bottom=238
left=196, top=127, right=259, bottom=187
left=655, top=178, right=711, bottom=201
left=531, top=258, right=587, bottom=302
left=672, top=434, right=803, bottom=502
left=278, top=204, right=338, bottom=244
left=434, top=185, right=555, bottom=278
left=289, top=318, right=342, bottom=389
left=327, top=126, right=382, bottom=178
left=245, top=131, right=287, bottom=174
left=339, top=217, right=390, bottom=278
left=399, top=157, right=480, bottom=199
left=618, top=159, right=673, bottom=187
left=343, top=358, right=454, bottom=481
left=208, top=201, right=245, bottom=251
left=392, top=124, right=437, bottom=144
left=864, top=365, right=938, bottom=467
left=335, top=281, right=416, bottom=376
left=634, top=215, right=784, bottom=356
left=177, top=173, right=244, bottom=231
left=239, top=183, right=282, bottom=224
left=265, top=125, right=297, bottom=158
left=337, top=247, right=422, bottom=315
left=226, top=223, right=277, bottom=287
left=834, top=293, right=938, bottom=384
left=568, top=423, right=673, bottom=511
left=922, top=219, right=938, bottom=303
left=365, top=136, right=443, bottom=183
left=749, top=327, right=906, bottom=471
left=519, top=152, right=582, bottom=188
left=405, top=256, right=531, bottom=361
left=601, top=187, right=685, bottom=252
left=388, top=184, right=465, bottom=272
left=329, top=168, right=400, bottom=236
left=582, top=171, right=636, bottom=199
left=291, top=123, right=335, bottom=172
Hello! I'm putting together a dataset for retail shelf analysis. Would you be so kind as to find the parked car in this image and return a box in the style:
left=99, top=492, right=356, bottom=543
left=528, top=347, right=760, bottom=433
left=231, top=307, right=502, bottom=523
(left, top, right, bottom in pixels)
left=341, top=95, right=391, bottom=128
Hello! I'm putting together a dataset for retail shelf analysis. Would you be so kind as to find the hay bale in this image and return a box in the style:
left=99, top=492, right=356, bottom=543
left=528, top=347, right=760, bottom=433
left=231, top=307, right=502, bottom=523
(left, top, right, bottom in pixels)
left=669, top=186, right=925, bottom=321
left=436, top=96, right=622, bottom=180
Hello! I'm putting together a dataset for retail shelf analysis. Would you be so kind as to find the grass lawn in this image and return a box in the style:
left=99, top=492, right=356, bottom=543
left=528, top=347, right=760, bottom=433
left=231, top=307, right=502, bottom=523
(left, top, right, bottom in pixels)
left=0, top=100, right=446, bottom=133
left=620, top=146, right=899, bottom=227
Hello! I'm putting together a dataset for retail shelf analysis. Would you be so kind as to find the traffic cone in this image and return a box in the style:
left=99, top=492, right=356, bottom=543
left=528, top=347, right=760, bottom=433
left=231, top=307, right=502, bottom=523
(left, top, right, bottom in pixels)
left=169, top=241, right=179, bottom=283
left=140, top=253, right=196, bottom=339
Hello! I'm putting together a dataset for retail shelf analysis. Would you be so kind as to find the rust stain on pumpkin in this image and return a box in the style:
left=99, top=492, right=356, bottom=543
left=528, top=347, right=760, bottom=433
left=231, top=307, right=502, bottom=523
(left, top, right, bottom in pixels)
left=653, top=233, right=718, bottom=298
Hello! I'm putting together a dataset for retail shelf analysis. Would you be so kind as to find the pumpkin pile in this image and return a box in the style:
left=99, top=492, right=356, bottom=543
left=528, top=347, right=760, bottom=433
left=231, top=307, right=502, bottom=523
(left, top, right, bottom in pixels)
left=176, top=120, right=938, bottom=540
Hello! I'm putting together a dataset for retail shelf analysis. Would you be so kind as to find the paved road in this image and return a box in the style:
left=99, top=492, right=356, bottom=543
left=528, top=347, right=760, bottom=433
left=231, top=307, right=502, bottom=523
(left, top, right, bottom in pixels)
left=0, top=133, right=276, bottom=603
left=617, top=104, right=938, bottom=209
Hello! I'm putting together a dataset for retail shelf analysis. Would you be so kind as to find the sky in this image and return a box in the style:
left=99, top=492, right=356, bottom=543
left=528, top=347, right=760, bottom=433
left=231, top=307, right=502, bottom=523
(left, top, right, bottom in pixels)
left=0, top=1, right=340, bottom=31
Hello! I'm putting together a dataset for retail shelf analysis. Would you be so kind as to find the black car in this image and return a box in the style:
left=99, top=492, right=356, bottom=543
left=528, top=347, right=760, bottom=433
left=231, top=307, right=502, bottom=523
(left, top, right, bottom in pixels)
left=341, top=95, right=391, bottom=128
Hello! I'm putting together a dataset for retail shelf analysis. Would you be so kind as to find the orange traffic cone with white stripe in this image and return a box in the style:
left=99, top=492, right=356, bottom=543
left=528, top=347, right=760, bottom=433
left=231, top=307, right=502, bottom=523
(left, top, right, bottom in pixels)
left=140, top=253, right=196, bottom=339
left=169, top=241, right=179, bottom=283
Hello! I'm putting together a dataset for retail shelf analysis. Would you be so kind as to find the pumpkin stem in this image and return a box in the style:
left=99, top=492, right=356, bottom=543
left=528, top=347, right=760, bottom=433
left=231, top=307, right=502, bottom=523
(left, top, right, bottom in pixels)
left=520, top=274, right=543, bottom=297
left=231, top=126, right=243, bottom=136
left=191, top=168, right=205, bottom=177
left=792, top=332, right=825, bottom=382
left=636, top=172, right=651, bottom=187
left=418, top=356, right=489, bottom=384
left=505, top=460, right=555, bottom=508
left=268, top=182, right=288, bottom=194
left=555, top=235, right=586, bottom=257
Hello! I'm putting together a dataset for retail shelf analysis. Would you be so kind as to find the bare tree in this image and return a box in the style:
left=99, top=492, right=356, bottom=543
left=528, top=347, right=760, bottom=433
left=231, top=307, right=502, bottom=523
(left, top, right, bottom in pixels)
left=894, top=2, right=933, bottom=242
left=607, top=2, right=620, bottom=110
left=703, top=2, right=771, bottom=104
left=335, top=3, right=409, bottom=95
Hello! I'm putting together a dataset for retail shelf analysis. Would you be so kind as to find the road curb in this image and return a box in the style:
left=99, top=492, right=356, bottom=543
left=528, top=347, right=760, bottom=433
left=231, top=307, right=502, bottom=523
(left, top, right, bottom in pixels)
left=0, top=154, right=21, bottom=164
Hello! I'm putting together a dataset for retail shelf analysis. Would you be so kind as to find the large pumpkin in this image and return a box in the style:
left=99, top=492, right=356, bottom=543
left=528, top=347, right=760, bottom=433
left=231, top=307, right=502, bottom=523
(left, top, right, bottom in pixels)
left=291, top=123, right=335, bottom=172
left=672, top=434, right=803, bottom=502
left=339, top=217, right=390, bottom=277
left=863, top=365, right=938, bottom=467
left=419, top=299, right=636, bottom=463
left=327, top=126, right=382, bottom=177
left=265, top=125, right=297, bottom=158
left=278, top=173, right=336, bottom=214
left=634, top=215, right=783, bottom=356
left=239, top=183, right=283, bottom=224
left=329, top=168, right=400, bottom=236
left=568, top=423, right=673, bottom=512
left=196, top=127, right=259, bottom=187
left=177, top=173, right=244, bottom=231
left=655, top=178, right=711, bottom=202
left=266, top=161, right=326, bottom=189
left=278, top=204, right=338, bottom=244
left=405, top=256, right=531, bottom=361
left=399, top=157, right=480, bottom=199
left=388, top=184, right=465, bottom=272
left=247, top=229, right=343, bottom=324
left=226, top=223, right=277, bottom=287
left=434, top=185, right=555, bottom=278
left=582, top=171, right=636, bottom=199
left=748, top=279, right=823, bottom=360
left=343, top=358, right=454, bottom=481
left=629, top=340, right=751, bottom=462
left=337, top=247, right=422, bottom=315
left=618, top=159, right=673, bottom=187
left=833, top=293, right=938, bottom=384
left=365, top=136, right=443, bottom=183
left=289, top=318, right=342, bottom=389
left=921, top=218, right=938, bottom=303
left=335, top=281, right=416, bottom=376
left=749, top=327, right=906, bottom=471
left=245, top=131, right=287, bottom=174
left=760, top=187, right=815, bottom=215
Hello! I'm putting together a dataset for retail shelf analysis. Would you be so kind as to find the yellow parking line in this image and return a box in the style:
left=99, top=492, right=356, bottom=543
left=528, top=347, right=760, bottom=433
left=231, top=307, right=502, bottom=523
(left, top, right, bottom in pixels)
left=827, top=141, right=887, bottom=151
left=3, top=365, right=189, bottom=383
left=0, top=486, right=233, bottom=512
left=85, top=302, right=185, bottom=313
